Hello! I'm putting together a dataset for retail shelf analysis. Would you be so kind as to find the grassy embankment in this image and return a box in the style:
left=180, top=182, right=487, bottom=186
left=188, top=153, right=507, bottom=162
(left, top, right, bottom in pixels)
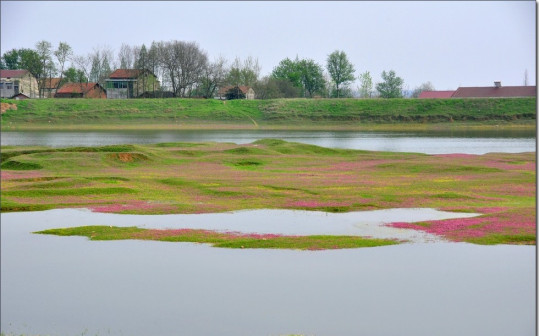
left=1, top=97, right=536, bottom=130
left=2, top=140, right=535, bottom=247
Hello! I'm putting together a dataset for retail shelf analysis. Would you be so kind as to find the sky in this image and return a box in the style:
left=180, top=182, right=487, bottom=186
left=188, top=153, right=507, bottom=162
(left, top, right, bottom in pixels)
left=0, top=1, right=536, bottom=90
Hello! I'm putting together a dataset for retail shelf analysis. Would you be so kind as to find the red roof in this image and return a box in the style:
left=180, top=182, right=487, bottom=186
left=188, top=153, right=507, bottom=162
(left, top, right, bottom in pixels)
left=56, top=82, right=100, bottom=94
left=452, top=86, right=536, bottom=98
left=218, top=85, right=252, bottom=95
left=43, top=78, right=63, bottom=89
left=0, top=69, right=30, bottom=78
left=418, top=90, right=455, bottom=99
left=108, top=69, right=143, bottom=79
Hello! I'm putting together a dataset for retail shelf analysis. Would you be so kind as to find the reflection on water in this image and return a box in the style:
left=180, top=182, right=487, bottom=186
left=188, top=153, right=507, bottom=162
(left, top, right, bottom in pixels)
left=1, top=129, right=535, bottom=154
left=0, top=209, right=535, bottom=336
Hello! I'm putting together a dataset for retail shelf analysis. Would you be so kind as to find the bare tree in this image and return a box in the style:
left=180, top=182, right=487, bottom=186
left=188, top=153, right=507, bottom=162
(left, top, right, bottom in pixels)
left=35, top=40, right=55, bottom=97
left=54, top=42, right=72, bottom=90
left=88, top=46, right=114, bottom=87
left=411, top=81, right=435, bottom=98
left=72, top=54, right=92, bottom=92
left=226, top=56, right=260, bottom=87
left=118, top=43, right=133, bottom=69
left=358, top=71, right=373, bottom=98
left=156, top=40, right=208, bottom=97
left=199, top=56, right=228, bottom=98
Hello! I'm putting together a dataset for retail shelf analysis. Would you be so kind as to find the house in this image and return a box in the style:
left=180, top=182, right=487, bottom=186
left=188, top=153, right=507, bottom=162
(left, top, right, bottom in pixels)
left=42, top=78, right=64, bottom=98
left=451, top=82, right=536, bottom=98
left=0, top=69, right=39, bottom=98
left=217, top=85, right=255, bottom=100
left=105, top=69, right=160, bottom=99
left=12, top=93, right=30, bottom=100
left=54, top=82, right=107, bottom=98
left=418, top=90, right=455, bottom=99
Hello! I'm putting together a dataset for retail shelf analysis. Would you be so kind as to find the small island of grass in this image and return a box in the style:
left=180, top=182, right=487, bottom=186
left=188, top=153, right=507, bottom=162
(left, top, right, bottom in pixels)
left=34, top=225, right=401, bottom=250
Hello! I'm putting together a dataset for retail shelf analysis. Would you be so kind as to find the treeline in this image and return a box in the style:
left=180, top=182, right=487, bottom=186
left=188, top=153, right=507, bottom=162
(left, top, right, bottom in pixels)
left=1, top=40, right=432, bottom=99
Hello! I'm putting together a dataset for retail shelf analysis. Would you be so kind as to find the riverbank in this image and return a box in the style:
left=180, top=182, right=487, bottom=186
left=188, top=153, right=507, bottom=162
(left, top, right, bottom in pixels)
left=1, top=97, right=536, bottom=131
left=1, top=140, right=535, bottom=245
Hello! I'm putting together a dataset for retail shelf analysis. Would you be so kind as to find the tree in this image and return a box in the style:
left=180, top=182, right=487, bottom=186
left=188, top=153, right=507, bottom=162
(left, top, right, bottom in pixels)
left=135, top=44, right=149, bottom=94
left=18, top=49, right=42, bottom=79
left=326, top=50, right=355, bottom=98
left=35, top=40, right=55, bottom=97
left=148, top=42, right=160, bottom=94
left=271, top=57, right=303, bottom=89
left=54, top=42, right=73, bottom=90
left=198, top=56, right=228, bottom=98
left=118, top=43, right=134, bottom=69
left=225, top=86, right=245, bottom=100
left=63, top=67, right=87, bottom=83
left=254, top=76, right=300, bottom=99
left=155, top=40, right=208, bottom=97
left=300, top=59, right=325, bottom=98
left=226, top=56, right=260, bottom=87
left=2, top=49, right=20, bottom=69
left=72, top=55, right=92, bottom=84
left=376, top=70, right=404, bottom=98
left=358, top=71, right=373, bottom=98
left=411, top=81, right=435, bottom=98
left=271, top=57, right=325, bottom=97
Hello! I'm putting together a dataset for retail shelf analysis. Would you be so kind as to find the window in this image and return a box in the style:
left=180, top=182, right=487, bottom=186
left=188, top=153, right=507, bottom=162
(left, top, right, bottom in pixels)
left=106, top=81, right=129, bottom=89
left=6, top=83, right=12, bottom=90
left=0, top=83, right=4, bottom=89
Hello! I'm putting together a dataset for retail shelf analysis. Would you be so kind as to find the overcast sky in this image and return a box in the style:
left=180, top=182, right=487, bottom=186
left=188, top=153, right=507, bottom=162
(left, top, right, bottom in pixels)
left=1, top=1, right=535, bottom=90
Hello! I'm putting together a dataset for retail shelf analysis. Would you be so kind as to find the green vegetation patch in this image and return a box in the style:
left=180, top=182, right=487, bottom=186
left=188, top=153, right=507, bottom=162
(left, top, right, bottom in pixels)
left=223, top=146, right=274, bottom=155
left=0, top=198, right=53, bottom=212
left=34, top=225, right=401, bottom=250
left=1, top=160, right=43, bottom=170
left=464, top=233, right=536, bottom=245
left=3, top=187, right=136, bottom=197
left=2, top=140, right=535, bottom=246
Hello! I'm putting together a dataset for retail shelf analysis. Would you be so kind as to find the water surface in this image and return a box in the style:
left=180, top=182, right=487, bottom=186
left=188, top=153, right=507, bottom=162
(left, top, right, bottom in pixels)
left=1, top=129, right=535, bottom=154
left=1, top=209, right=535, bottom=336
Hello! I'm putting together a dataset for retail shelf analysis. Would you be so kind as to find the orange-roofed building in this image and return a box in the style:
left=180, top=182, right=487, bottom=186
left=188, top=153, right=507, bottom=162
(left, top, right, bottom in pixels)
left=54, top=82, right=107, bottom=98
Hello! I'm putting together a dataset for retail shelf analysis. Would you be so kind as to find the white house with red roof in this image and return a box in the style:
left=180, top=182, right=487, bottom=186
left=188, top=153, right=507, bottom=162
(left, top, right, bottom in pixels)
left=0, top=69, right=39, bottom=98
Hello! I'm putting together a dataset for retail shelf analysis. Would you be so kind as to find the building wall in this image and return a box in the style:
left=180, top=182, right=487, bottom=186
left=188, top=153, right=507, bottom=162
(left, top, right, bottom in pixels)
left=0, top=73, right=39, bottom=98
left=106, top=74, right=161, bottom=99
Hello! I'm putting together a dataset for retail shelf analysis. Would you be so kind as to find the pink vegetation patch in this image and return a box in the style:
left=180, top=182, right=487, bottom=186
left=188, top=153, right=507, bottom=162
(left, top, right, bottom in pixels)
left=388, top=210, right=535, bottom=241
left=1, top=170, right=43, bottom=180
left=89, top=201, right=176, bottom=213
left=436, top=154, right=478, bottom=159
left=287, top=200, right=352, bottom=208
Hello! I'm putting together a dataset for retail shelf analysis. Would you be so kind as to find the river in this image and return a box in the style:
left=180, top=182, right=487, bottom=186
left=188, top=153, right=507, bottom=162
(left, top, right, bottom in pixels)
left=1, top=129, right=535, bottom=154
left=0, top=209, right=535, bottom=336
left=1, top=129, right=536, bottom=335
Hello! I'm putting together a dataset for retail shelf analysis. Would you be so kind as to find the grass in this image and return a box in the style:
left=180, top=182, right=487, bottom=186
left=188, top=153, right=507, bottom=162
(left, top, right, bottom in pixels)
left=34, top=225, right=401, bottom=250
left=1, top=97, right=535, bottom=130
left=2, top=140, right=535, bottom=245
